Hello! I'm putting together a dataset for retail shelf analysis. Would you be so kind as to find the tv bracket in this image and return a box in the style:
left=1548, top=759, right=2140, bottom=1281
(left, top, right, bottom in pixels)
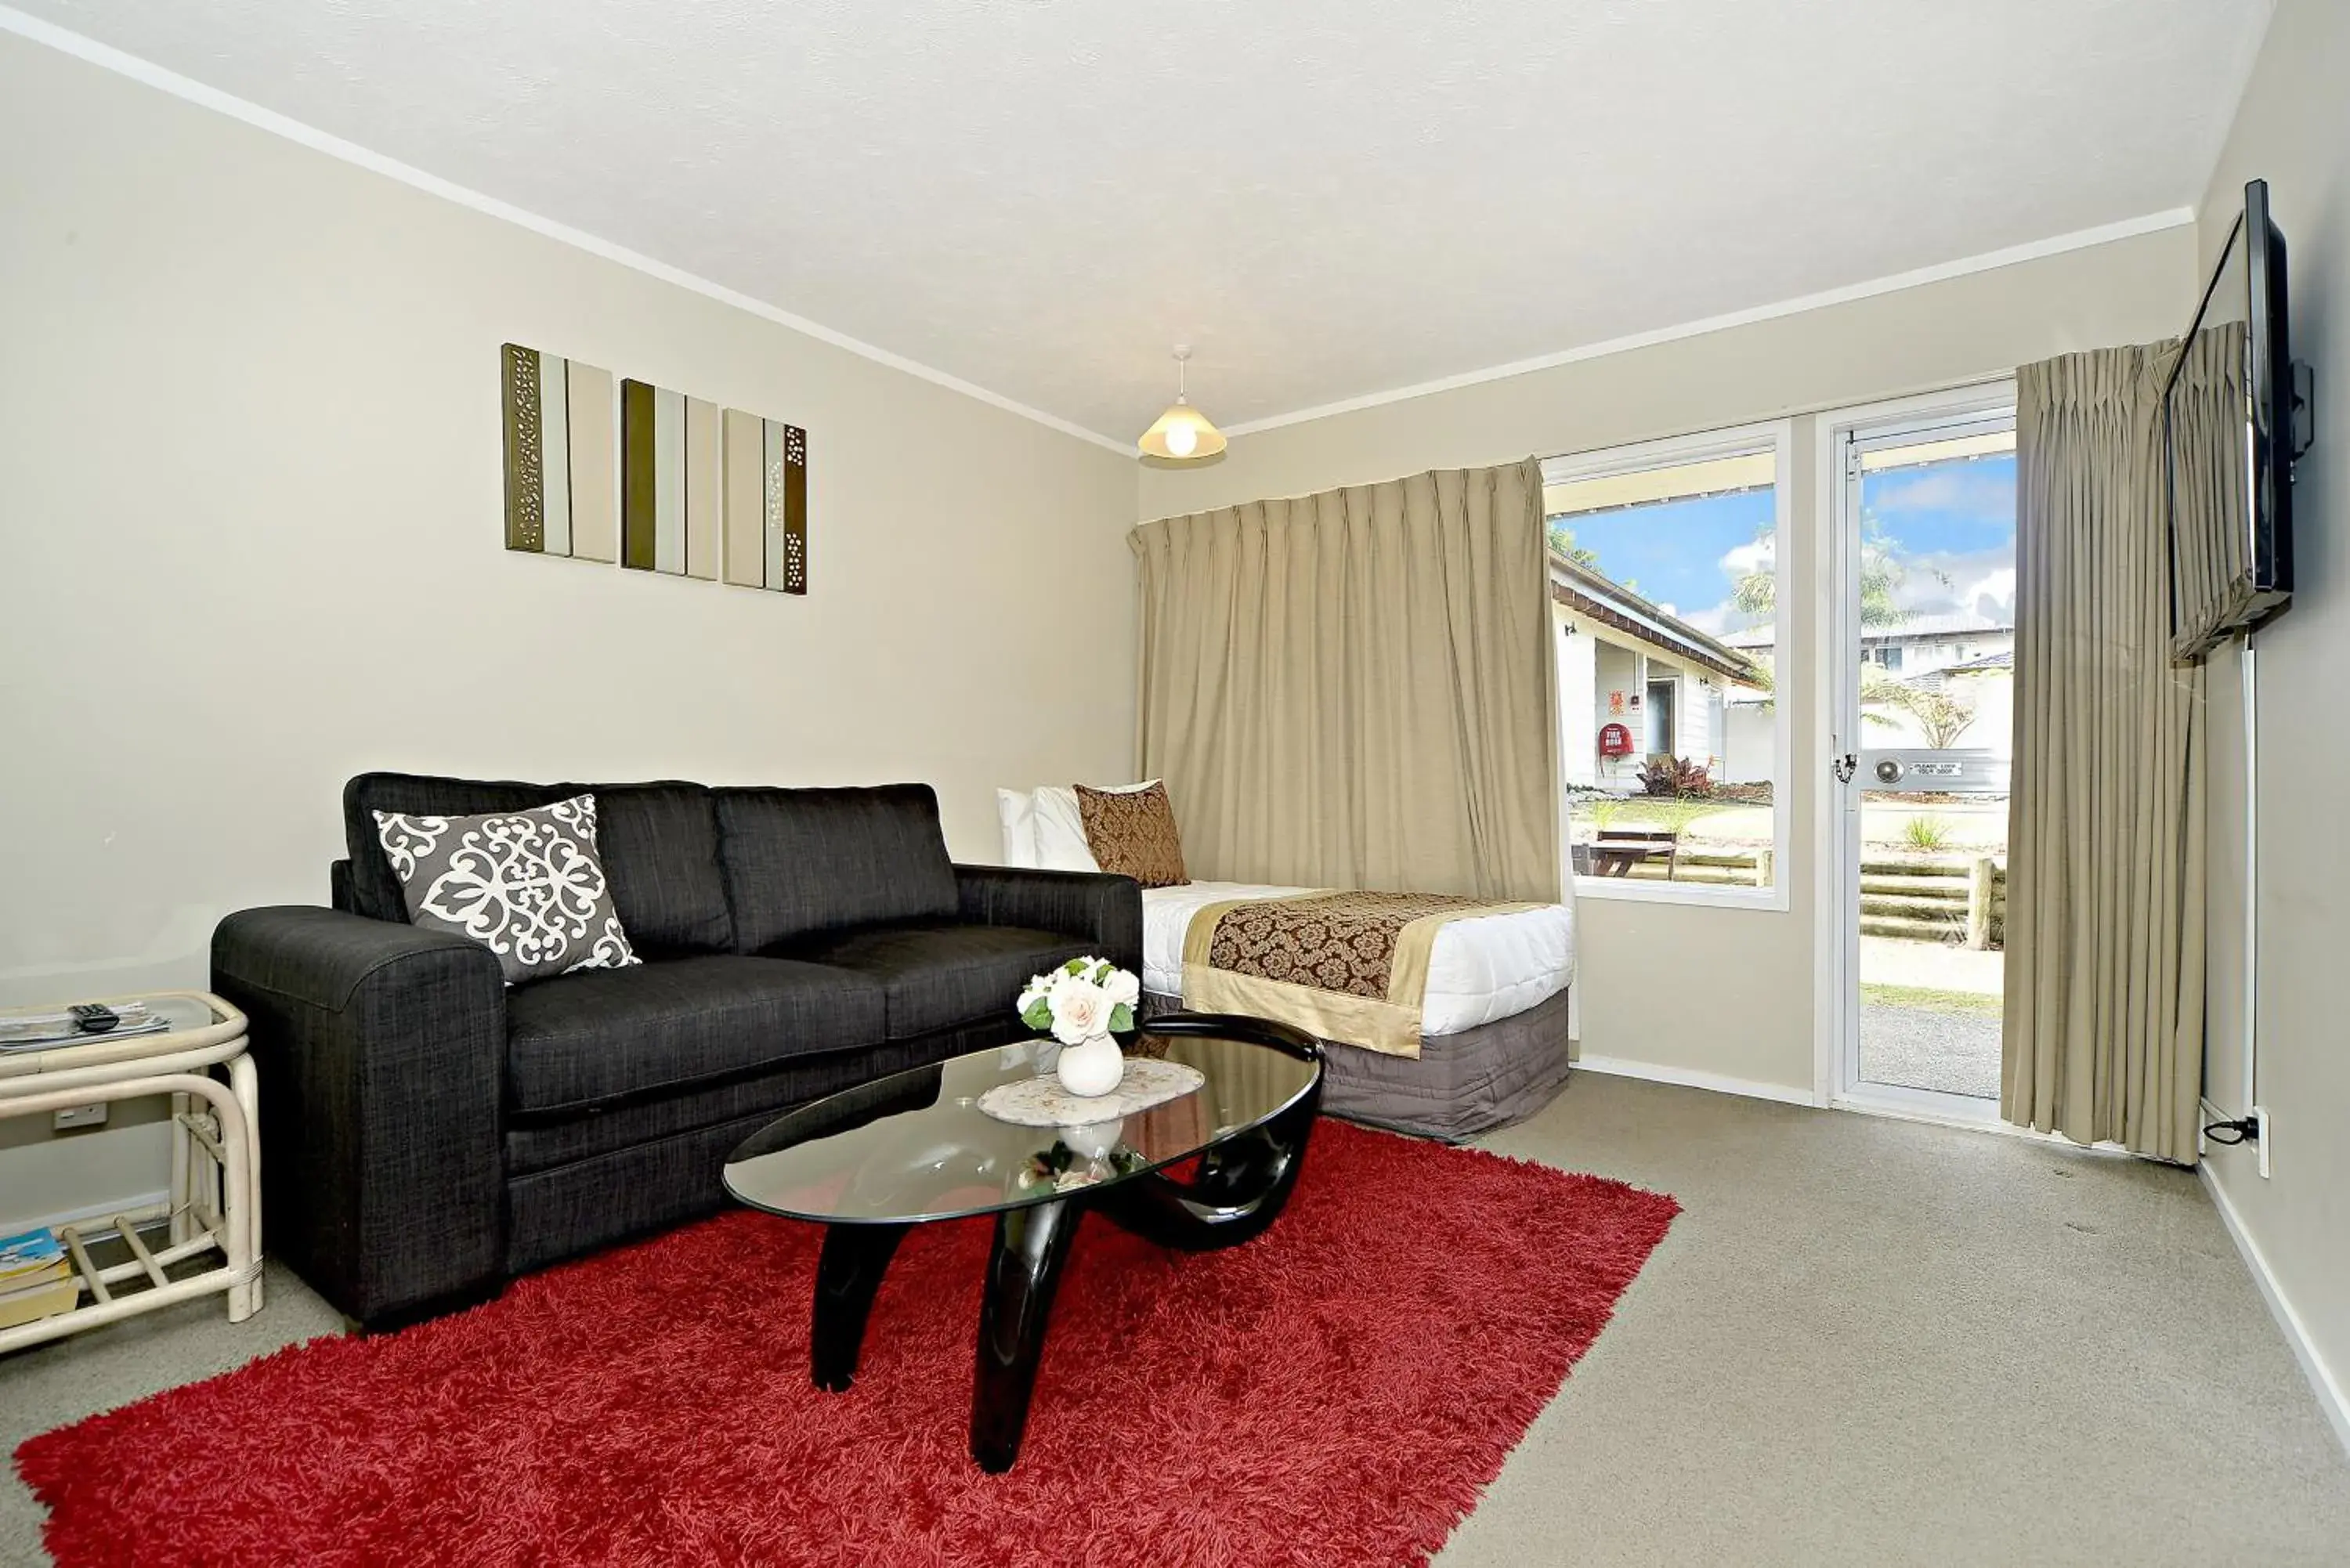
left=2290, top=359, right=2317, bottom=468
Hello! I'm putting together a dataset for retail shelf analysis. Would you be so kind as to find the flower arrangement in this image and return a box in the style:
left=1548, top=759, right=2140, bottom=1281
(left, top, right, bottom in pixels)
left=1014, top=1138, right=1148, bottom=1195
left=1016, top=956, right=1140, bottom=1045
left=1018, top=956, right=1140, bottom=1097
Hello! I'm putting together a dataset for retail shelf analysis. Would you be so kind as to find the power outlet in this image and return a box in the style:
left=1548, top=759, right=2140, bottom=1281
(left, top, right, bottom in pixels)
left=52, top=1103, right=108, bottom=1131
left=2253, top=1104, right=2271, bottom=1179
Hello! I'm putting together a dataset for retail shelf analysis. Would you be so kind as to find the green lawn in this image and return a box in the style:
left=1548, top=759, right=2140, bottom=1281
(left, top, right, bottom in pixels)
left=1860, top=983, right=2002, bottom=1017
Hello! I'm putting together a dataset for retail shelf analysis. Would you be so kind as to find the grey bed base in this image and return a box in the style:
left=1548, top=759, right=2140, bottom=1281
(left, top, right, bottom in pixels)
left=1139, top=984, right=1573, bottom=1143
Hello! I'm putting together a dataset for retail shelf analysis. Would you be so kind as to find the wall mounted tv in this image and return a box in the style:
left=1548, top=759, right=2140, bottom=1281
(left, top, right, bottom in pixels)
left=2163, top=178, right=2313, bottom=662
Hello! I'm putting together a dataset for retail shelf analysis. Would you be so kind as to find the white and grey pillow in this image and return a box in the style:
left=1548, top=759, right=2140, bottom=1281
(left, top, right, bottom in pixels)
left=371, top=793, right=640, bottom=986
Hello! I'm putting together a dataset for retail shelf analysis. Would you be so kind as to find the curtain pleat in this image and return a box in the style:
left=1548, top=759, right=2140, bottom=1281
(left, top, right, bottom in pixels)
left=2005, top=345, right=2208, bottom=1162
left=1129, top=460, right=1560, bottom=901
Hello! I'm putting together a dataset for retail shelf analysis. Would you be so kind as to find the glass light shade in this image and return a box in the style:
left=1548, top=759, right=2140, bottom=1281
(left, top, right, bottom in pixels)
left=1137, top=399, right=1226, bottom=461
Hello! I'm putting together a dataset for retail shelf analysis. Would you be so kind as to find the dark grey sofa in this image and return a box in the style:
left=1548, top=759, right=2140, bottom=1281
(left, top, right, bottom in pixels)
left=212, top=773, right=1141, bottom=1330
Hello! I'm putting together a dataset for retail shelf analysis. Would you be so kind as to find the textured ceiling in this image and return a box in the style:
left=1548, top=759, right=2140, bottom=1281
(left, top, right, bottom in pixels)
left=10, top=0, right=2269, bottom=445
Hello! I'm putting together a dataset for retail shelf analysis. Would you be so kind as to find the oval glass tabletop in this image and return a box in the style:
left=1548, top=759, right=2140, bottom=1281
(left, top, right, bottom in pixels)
left=724, top=1024, right=1321, bottom=1226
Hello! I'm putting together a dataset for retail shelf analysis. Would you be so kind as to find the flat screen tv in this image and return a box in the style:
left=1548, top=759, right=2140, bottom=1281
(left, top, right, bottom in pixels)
left=2163, top=178, right=2309, bottom=662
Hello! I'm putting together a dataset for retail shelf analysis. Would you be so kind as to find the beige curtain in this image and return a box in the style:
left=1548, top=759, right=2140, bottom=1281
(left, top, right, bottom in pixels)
left=1130, top=459, right=1559, bottom=901
left=2005, top=345, right=2207, bottom=1162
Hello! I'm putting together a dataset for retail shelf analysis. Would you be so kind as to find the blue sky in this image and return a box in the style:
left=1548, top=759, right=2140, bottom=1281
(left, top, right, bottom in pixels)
left=1554, top=453, right=2017, bottom=634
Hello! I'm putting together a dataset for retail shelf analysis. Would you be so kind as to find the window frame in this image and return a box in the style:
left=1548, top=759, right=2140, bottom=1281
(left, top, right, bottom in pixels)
left=1545, top=418, right=1794, bottom=913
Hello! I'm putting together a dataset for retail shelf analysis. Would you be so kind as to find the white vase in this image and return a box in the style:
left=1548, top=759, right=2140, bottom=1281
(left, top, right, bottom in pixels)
left=1055, top=1034, right=1125, bottom=1098
left=1058, top=1117, right=1125, bottom=1160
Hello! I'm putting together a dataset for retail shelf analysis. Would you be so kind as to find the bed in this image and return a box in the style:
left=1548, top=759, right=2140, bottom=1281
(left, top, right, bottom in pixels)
left=1137, top=880, right=1576, bottom=1141
left=999, top=783, right=1577, bottom=1140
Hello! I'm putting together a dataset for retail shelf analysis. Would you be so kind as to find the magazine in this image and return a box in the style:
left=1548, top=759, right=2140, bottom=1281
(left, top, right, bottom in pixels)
left=0, top=1005, right=172, bottom=1051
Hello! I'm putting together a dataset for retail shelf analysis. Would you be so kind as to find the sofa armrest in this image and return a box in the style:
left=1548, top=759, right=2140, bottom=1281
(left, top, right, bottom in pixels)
left=953, top=865, right=1143, bottom=976
left=211, top=905, right=507, bottom=1328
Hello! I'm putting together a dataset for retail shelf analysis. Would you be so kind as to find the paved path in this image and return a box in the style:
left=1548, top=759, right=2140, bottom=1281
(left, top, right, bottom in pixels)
left=1860, top=1003, right=2001, bottom=1099
left=1860, top=934, right=2003, bottom=995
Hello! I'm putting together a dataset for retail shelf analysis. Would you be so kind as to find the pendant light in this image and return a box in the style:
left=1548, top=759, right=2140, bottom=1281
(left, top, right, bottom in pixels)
left=1137, top=345, right=1226, bottom=461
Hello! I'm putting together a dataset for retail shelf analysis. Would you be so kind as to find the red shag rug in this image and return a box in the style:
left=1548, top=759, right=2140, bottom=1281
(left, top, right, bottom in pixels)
left=17, top=1121, right=1676, bottom=1567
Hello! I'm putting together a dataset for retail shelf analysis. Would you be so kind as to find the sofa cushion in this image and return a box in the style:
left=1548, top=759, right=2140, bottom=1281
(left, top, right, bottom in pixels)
left=371, top=793, right=642, bottom=985
left=581, top=783, right=735, bottom=957
left=503, top=955, right=886, bottom=1118
left=345, top=774, right=733, bottom=956
left=345, top=773, right=564, bottom=923
left=501, top=1013, right=1029, bottom=1176
left=714, top=785, right=960, bottom=952
left=783, top=922, right=1095, bottom=1040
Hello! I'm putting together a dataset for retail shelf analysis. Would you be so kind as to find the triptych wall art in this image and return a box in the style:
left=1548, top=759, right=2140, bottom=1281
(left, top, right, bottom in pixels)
left=501, top=343, right=806, bottom=594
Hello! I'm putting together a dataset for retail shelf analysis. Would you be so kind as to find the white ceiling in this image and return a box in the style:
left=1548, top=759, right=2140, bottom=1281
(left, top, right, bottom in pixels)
left=11, top=0, right=2271, bottom=446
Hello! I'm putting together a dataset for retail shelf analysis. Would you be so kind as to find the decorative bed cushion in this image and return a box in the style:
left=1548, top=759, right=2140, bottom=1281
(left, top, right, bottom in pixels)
left=1032, top=781, right=1156, bottom=873
left=996, top=789, right=1040, bottom=869
left=1075, top=781, right=1190, bottom=887
left=371, top=794, right=641, bottom=986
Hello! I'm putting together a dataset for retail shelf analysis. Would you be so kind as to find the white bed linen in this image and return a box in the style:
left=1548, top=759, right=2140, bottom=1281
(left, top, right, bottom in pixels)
left=1141, top=881, right=1575, bottom=1038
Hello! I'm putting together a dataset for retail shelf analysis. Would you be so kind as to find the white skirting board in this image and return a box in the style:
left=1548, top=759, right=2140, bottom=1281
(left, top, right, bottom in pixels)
left=4, top=1187, right=171, bottom=1239
left=1571, top=1054, right=1820, bottom=1108
left=2199, top=1161, right=2350, bottom=1459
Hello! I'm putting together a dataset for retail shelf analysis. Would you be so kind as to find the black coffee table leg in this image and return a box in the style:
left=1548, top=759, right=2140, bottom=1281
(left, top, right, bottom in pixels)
left=812, top=1221, right=907, bottom=1393
left=1094, top=1080, right=1321, bottom=1252
left=971, top=1196, right=1082, bottom=1473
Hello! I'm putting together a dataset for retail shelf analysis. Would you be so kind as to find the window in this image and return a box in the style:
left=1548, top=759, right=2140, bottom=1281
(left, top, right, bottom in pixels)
left=1545, top=421, right=1791, bottom=909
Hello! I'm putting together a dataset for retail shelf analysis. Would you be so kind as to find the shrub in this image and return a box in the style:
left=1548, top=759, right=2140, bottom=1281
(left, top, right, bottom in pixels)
left=1902, top=815, right=1953, bottom=852
left=1636, top=754, right=1714, bottom=798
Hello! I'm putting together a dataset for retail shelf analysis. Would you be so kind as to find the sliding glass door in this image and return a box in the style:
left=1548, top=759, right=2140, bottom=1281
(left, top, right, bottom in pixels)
left=1828, top=390, right=2017, bottom=1120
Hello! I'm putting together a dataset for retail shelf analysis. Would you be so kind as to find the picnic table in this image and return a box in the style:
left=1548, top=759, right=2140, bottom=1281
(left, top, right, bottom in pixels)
left=1582, top=829, right=1682, bottom=879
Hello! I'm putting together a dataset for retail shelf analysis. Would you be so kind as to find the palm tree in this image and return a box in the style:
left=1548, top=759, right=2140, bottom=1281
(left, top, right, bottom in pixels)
left=1734, top=515, right=1945, bottom=630
left=1862, top=670, right=1979, bottom=749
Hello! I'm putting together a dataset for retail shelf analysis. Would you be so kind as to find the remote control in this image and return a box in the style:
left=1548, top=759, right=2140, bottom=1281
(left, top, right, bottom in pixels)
left=69, top=1003, right=118, bottom=1034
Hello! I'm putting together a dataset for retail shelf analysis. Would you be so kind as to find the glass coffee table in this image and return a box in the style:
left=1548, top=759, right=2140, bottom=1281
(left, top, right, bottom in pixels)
left=724, top=1012, right=1322, bottom=1472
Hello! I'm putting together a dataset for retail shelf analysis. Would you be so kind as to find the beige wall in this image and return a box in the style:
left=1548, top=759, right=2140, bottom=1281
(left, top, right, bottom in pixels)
left=0, top=35, right=1135, bottom=1221
left=1140, top=227, right=2193, bottom=1094
left=2194, top=0, right=2350, bottom=1435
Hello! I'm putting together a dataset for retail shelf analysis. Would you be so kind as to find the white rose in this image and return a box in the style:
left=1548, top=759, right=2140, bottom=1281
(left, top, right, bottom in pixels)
left=1048, top=974, right=1114, bottom=1045
left=1101, top=968, right=1140, bottom=1008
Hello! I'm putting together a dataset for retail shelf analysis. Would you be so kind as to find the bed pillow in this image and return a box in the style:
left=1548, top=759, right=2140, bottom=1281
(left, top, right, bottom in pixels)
left=1032, top=780, right=1157, bottom=873
left=371, top=793, right=640, bottom=987
left=996, top=789, right=1040, bottom=868
left=1075, top=781, right=1191, bottom=888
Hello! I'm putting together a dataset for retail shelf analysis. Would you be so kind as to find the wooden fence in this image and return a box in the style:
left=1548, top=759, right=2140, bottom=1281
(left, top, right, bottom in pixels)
left=1599, top=851, right=2007, bottom=949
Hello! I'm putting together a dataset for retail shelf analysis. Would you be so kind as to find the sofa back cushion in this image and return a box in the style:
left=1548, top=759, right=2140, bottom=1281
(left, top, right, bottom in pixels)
left=343, top=773, right=735, bottom=956
left=577, top=783, right=737, bottom=957
left=714, top=784, right=960, bottom=952
left=345, top=774, right=562, bottom=923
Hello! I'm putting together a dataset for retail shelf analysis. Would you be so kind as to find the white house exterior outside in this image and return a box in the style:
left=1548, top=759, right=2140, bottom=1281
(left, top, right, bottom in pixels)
left=1723, top=612, right=2017, bottom=760
left=1551, top=553, right=1766, bottom=788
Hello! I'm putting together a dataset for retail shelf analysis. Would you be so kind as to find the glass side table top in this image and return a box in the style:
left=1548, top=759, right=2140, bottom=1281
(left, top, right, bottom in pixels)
left=724, top=1030, right=1321, bottom=1227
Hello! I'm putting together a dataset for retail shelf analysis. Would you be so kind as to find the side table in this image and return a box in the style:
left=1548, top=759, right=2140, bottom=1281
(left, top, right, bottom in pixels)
left=0, top=991, right=262, bottom=1354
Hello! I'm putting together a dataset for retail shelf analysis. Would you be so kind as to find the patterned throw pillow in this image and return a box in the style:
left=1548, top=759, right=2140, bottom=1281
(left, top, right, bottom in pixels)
left=1074, top=782, right=1191, bottom=888
left=371, top=794, right=640, bottom=986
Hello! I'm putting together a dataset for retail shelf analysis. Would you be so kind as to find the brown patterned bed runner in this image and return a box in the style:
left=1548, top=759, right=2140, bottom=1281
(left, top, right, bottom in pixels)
left=1205, top=892, right=1487, bottom=999
left=1183, top=890, right=1543, bottom=1059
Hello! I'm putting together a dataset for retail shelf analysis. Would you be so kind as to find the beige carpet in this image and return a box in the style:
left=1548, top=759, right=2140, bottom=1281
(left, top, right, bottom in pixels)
left=3, top=1072, right=2345, bottom=1566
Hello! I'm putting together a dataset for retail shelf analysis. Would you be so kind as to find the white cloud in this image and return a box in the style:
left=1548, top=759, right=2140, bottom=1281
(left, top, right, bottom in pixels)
left=1885, top=547, right=2016, bottom=623
left=1872, top=466, right=2012, bottom=518
left=1959, top=565, right=2016, bottom=621
left=1719, top=537, right=1773, bottom=575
